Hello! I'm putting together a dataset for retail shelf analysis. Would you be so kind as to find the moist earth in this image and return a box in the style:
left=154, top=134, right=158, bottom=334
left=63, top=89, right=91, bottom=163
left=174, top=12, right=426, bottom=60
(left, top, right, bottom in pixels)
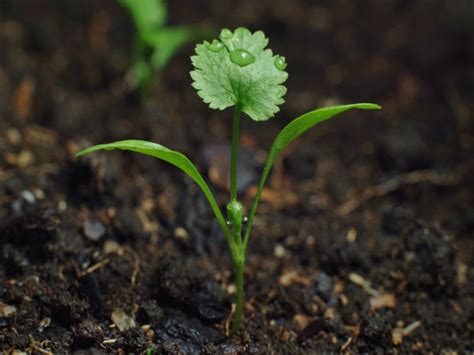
left=1, top=0, right=473, bottom=353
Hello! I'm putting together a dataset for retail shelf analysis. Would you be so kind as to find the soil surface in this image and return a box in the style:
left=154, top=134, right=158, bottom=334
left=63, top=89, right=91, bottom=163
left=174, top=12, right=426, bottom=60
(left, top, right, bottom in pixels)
left=1, top=0, right=473, bottom=353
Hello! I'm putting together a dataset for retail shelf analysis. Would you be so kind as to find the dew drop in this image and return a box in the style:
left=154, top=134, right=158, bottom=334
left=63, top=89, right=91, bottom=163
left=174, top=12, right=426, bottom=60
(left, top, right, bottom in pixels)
left=220, top=28, right=233, bottom=39
left=230, top=49, right=255, bottom=67
left=207, top=39, right=224, bottom=52
left=274, top=55, right=287, bottom=71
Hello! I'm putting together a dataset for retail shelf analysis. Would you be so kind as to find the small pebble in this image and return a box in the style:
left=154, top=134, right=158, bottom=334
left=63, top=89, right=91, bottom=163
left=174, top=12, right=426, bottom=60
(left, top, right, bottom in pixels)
left=0, top=317, right=12, bottom=327
left=1, top=304, right=17, bottom=317
left=38, top=317, right=51, bottom=332
left=111, top=309, right=136, bottom=331
left=11, top=198, right=24, bottom=214
left=17, top=150, right=34, bottom=168
left=103, top=240, right=123, bottom=255
left=392, top=327, right=404, bottom=345
left=293, top=314, right=312, bottom=330
left=274, top=244, right=286, bottom=258
left=227, top=284, right=236, bottom=294
left=5, top=128, right=22, bottom=145
left=174, top=227, right=189, bottom=240
left=33, top=188, right=45, bottom=199
left=58, top=200, right=67, bottom=211
left=370, top=293, right=396, bottom=310
left=21, top=190, right=36, bottom=204
left=346, top=228, right=357, bottom=242
left=83, top=218, right=106, bottom=241
left=313, top=272, right=334, bottom=302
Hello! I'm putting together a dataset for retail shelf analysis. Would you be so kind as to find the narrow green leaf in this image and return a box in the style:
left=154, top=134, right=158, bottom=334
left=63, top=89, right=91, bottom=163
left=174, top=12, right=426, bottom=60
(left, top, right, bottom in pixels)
left=76, top=140, right=236, bottom=252
left=118, top=0, right=167, bottom=33
left=243, top=103, right=381, bottom=249
left=146, top=26, right=195, bottom=70
left=266, top=103, right=380, bottom=167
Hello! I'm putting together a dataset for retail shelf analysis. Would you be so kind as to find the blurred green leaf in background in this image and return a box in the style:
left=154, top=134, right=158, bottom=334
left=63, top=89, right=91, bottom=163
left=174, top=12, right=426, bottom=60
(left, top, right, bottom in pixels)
left=118, top=0, right=206, bottom=96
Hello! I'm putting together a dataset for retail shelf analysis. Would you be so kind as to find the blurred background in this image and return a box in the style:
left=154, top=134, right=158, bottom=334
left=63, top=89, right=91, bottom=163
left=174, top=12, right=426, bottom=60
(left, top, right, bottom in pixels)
left=1, top=0, right=472, bottom=245
left=0, top=0, right=473, bottom=352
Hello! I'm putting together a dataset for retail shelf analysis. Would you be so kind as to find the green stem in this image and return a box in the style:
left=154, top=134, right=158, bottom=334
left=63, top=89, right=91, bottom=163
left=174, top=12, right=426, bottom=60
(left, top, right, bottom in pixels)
left=230, top=106, right=241, bottom=201
left=132, top=34, right=145, bottom=62
left=228, top=106, right=246, bottom=331
left=232, top=256, right=245, bottom=332
left=243, top=154, right=273, bottom=252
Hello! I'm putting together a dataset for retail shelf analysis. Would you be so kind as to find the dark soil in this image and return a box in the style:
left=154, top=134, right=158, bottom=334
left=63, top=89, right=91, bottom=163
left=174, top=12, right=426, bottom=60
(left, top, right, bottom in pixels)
left=1, top=0, right=473, bottom=353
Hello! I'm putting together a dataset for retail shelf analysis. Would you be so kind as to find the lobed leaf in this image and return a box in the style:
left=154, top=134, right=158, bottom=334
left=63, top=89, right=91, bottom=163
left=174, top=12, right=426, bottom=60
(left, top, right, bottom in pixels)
left=190, top=27, right=288, bottom=121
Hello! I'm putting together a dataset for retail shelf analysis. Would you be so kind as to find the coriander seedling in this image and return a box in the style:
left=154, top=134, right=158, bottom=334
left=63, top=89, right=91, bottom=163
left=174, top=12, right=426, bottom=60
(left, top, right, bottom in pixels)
left=119, top=0, right=202, bottom=95
left=76, top=27, right=380, bottom=331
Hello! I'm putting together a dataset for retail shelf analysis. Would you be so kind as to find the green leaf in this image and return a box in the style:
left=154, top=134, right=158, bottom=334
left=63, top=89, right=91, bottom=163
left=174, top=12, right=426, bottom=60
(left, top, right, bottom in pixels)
left=243, top=103, right=381, bottom=249
left=190, top=27, right=288, bottom=121
left=132, top=59, right=152, bottom=94
left=76, top=140, right=236, bottom=252
left=267, top=103, right=381, bottom=166
left=146, top=26, right=195, bottom=70
left=118, top=0, right=167, bottom=33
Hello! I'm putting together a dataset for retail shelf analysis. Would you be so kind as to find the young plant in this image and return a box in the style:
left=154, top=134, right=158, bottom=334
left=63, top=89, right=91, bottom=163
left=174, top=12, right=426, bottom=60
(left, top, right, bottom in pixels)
left=76, top=27, right=380, bottom=331
left=118, top=0, right=200, bottom=95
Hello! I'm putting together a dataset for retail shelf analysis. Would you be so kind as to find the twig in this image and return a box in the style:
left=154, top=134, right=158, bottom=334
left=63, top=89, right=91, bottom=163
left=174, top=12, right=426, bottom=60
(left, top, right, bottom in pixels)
left=349, top=273, right=379, bottom=296
left=403, top=321, right=421, bottom=336
left=80, top=258, right=110, bottom=276
left=340, top=336, right=353, bottom=353
left=28, top=335, right=52, bottom=355
left=224, top=303, right=236, bottom=336
left=124, top=246, right=140, bottom=289
left=338, top=164, right=473, bottom=216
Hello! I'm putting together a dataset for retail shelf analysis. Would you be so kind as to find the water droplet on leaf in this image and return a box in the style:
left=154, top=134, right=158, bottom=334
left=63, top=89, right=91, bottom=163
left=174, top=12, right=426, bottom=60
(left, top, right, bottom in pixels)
left=274, top=55, right=287, bottom=70
left=220, top=28, right=233, bottom=39
left=230, top=49, right=255, bottom=67
left=207, top=39, right=224, bottom=52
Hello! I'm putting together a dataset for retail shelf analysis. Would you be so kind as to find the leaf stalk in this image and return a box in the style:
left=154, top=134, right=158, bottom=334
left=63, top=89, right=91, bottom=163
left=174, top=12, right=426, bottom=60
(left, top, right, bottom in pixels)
left=230, top=106, right=241, bottom=202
